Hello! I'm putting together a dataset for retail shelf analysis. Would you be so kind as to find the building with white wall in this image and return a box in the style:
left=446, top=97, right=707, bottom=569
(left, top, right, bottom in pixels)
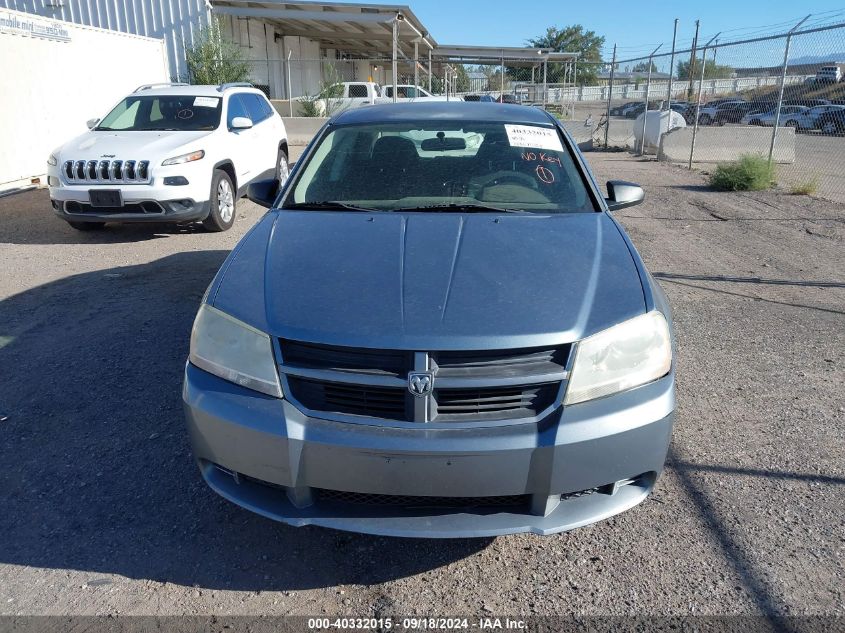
left=1, top=0, right=436, bottom=96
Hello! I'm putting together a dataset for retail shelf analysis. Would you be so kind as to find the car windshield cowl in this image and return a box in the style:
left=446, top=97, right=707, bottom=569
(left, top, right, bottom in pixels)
left=399, top=202, right=529, bottom=214
left=283, top=201, right=386, bottom=212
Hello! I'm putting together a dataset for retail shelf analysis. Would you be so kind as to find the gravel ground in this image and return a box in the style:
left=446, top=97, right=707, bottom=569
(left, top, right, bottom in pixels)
left=0, top=152, right=842, bottom=620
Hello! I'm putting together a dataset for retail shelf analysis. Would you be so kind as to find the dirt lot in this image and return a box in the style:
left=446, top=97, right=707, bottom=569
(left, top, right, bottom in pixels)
left=0, top=152, right=842, bottom=621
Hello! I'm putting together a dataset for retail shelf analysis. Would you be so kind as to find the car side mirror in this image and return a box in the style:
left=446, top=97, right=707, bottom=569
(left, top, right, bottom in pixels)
left=605, top=180, right=645, bottom=211
left=247, top=178, right=279, bottom=209
left=230, top=116, right=253, bottom=130
left=86, top=118, right=100, bottom=130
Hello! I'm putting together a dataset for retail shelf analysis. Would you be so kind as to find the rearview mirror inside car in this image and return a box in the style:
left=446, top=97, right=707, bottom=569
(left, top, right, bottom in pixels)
left=86, top=118, right=100, bottom=130
left=421, top=136, right=467, bottom=151
left=605, top=180, right=645, bottom=211
left=247, top=178, right=279, bottom=209
left=230, top=116, right=254, bottom=130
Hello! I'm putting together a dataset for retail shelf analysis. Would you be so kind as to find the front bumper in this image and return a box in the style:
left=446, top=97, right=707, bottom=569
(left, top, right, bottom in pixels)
left=47, top=161, right=212, bottom=223
left=183, top=364, right=675, bottom=538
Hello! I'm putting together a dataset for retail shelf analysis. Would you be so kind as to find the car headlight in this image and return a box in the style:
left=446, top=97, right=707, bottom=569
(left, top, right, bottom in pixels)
left=564, top=311, right=671, bottom=405
left=162, top=150, right=205, bottom=166
left=47, top=153, right=58, bottom=166
left=189, top=304, right=282, bottom=398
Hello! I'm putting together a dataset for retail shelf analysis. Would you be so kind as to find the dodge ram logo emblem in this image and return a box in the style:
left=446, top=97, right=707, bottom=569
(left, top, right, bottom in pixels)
left=408, top=372, right=433, bottom=397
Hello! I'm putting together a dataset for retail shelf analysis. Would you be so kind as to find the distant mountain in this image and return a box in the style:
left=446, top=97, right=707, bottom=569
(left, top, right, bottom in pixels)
left=788, top=53, right=845, bottom=65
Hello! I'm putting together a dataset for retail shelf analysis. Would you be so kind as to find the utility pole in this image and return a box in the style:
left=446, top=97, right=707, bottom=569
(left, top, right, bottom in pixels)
left=666, top=18, right=678, bottom=112
left=686, top=19, right=699, bottom=101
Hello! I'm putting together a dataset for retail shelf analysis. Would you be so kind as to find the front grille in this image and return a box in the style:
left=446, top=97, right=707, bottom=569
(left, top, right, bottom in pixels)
left=287, top=377, right=407, bottom=420
left=315, top=488, right=530, bottom=510
left=280, top=339, right=409, bottom=376
left=280, top=340, right=570, bottom=425
left=63, top=158, right=151, bottom=184
left=433, top=383, right=558, bottom=422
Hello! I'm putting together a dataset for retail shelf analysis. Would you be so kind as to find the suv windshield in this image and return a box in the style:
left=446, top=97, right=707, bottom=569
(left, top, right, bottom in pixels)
left=96, top=95, right=222, bottom=131
left=285, top=121, right=596, bottom=213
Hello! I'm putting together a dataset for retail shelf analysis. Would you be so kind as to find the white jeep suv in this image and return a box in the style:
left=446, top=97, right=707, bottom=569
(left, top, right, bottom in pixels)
left=47, top=83, right=289, bottom=232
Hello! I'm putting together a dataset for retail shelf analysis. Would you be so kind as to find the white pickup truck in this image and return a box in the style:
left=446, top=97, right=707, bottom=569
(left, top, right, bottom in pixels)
left=318, top=82, right=459, bottom=115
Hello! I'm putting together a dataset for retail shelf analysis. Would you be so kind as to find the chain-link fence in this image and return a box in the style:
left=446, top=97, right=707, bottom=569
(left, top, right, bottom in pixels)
left=595, top=20, right=845, bottom=202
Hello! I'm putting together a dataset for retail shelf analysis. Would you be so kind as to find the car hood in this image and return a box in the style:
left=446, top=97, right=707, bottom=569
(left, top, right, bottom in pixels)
left=212, top=211, right=647, bottom=350
left=56, top=130, right=213, bottom=160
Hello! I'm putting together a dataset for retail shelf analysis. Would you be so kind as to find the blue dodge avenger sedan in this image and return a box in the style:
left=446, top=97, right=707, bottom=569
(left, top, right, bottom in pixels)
left=183, top=102, right=675, bottom=537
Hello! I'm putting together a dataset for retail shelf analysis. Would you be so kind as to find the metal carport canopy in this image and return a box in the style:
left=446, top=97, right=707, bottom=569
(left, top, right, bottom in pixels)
left=434, top=45, right=578, bottom=67
left=210, top=0, right=436, bottom=57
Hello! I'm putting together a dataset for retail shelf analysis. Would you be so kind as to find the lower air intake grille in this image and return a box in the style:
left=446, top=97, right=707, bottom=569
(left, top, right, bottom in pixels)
left=315, top=488, right=530, bottom=509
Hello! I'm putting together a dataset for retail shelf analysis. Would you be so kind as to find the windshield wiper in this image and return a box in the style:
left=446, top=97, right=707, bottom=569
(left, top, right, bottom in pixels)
left=284, top=201, right=385, bottom=212
left=403, top=203, right=529, bottom=214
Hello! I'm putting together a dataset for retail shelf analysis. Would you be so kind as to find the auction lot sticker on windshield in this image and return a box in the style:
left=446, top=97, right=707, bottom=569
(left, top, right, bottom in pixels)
left=193, top=96, right=220, bottom=108
left=504, top=124, right=563, bottom=151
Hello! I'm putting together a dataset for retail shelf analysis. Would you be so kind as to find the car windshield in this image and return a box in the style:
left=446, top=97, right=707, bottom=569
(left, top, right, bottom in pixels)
left=284, top=121, right=596, bottom=213
left=95, top=95, right=222, bottom=131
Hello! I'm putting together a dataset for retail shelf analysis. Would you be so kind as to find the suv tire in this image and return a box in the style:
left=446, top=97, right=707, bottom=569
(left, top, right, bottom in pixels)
left=67, top=221, right=106, bottom=231
left=203, top=168, right=236, bottom=232
left=277, top=149, right=290, bottom=187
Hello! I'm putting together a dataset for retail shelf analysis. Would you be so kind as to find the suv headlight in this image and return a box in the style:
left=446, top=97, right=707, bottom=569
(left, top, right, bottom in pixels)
left=189, top=304, right=282, bottom=398
left=564, top=311, right=671, bottom=405
left=162, top=150, right=205, bottom=166
left=47, top=153, right=58, bottom=166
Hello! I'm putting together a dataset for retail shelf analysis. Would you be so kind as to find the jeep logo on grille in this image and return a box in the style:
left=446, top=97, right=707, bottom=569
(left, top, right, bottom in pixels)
left=408, top=371, right=433, bottom=397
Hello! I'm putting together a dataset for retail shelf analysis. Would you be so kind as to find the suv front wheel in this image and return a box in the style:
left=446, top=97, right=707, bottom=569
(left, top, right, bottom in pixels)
left=203, top=169, right=236, bottom=232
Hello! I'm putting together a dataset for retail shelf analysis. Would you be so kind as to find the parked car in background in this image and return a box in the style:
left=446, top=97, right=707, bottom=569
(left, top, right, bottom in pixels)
left=463, top=94, right=497, bottom=102
left=815, top=65, right=842, bottom=83
left=741, top=105, right=808, bottom=126
left=782, top=104, right=845, bottom=130
left=497, top=94, right=520, bottom=104
left=815, top=108, right=845, bottom=134
left=783, top=98, right=831, bottom=107
left=696, top=100, right=745, bottom=125
left=183, top=102, right=676, bottom=538
left=711, top=102, right=762, bottom=125
left=47, top=82, right=288, bottom=232
left=610, top=101, right=639, bottom=116
left=623, top=102, right=646, bottom=119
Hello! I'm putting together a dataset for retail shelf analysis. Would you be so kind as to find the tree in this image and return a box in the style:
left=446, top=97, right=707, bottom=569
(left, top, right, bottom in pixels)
left=185, top=19, right=251, bottom=84
left=632, top=61, right=658, bottom=73
left=677, top=57, right=734, bottom=80
left=525, top=25, right=605, bottom=86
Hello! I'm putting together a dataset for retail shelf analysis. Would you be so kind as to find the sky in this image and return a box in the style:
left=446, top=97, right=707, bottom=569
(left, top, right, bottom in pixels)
left=346, top=0, right=845, bottom=61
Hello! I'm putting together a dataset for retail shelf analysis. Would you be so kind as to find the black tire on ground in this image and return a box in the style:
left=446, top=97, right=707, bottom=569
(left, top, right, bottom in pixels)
left=202, top=168, right=236, bottom=232
left=276, top=148, right=290, bottom=187
left=67, top=221, right=106, bottom=231
left=820, top=121, right=842, bottom=135
left=750, top=119, right=761, bottom=126
left=716, top=117, right=726, bottom=126
left=699, top=114, right=712, bottom=125
left=785, top=120, right=799, bottom=129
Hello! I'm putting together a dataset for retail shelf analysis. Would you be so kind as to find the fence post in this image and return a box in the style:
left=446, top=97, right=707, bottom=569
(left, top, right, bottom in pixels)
left=686, top=20, right=700, bottom=101
left=286, top=49, right=293, bottom=117
left=605, top=44, right=616, bottom=148
left=391, top=17, right=398, bottom=102
left=542, top=59, right=548, bottom=109
left=689, top=33, right=720, bottom=169
left=769, top=15, right=810, bottom=163
left=414, top=40, right=419, bottom=89
left=667, top=18, right=678, bottom=112
left=641, top=45, right=662, bottom=155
